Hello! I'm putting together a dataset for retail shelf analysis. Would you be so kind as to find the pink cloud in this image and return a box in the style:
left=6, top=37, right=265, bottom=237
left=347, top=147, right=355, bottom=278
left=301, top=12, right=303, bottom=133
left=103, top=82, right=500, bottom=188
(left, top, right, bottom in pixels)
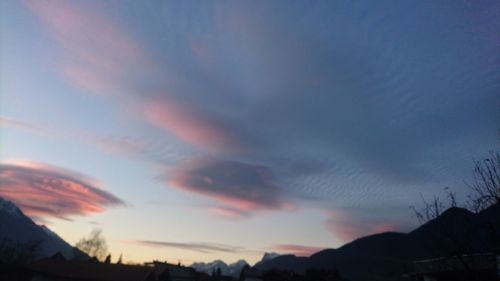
left=143, top=98, right=244, bottom=153
left=272, top=244, right=324, bottom=257
left=0, top=161, right=124, bottom=220
left=25, top=0, right=145, bottom=64
left=324, top=211, right=400, bottom=242
left=25, top=0, right=154, bottom=96
left=209, top=206, right=251, bottom=219
left=61, top=65, right=126, bottom=97
left=0, top=115, right=55, bottom=137
left=167, top=157, right=293, bottom=217
left=26, top=1, right=245, bottom=154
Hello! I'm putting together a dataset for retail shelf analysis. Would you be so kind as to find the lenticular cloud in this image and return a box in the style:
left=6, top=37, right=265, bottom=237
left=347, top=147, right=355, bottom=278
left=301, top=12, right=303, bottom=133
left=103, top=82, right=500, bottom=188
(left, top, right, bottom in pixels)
left=0, top=161, right=124, bottom=220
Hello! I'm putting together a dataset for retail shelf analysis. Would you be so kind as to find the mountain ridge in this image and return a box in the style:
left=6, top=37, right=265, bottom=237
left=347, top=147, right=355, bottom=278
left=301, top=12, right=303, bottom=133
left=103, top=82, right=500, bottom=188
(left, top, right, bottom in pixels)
left=190, top=259, right=249, bottom=277
left=255, top=204, right=500, bottom=281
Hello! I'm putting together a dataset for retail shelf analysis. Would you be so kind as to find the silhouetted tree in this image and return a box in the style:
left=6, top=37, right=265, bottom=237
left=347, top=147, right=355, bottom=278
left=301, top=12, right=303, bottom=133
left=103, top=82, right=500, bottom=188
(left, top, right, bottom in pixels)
left=410, top=151, right=500, bottom=281
left=105, top=253, right=111, bottom=263
left=467, top=151, right=500, bottom=212
left=75, top=229, right=108, bottom=261
left=411, top=187, right=458, bottom=224
left=412, top=151, right=499, bottom=223
left=117, top=253, right=123, bottom=264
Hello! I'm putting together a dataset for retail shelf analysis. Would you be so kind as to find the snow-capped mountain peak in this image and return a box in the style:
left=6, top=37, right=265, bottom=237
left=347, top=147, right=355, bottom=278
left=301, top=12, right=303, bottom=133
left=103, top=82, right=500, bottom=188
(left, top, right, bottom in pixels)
left=190, top=259, right=249, bottom=277
left=0, top=196, right=87, bottom=260
left=262, top=252, right=280, bottom=262
left=253, top=252, right=281, bottom=268
left=0, top=197, right=23, bottom=217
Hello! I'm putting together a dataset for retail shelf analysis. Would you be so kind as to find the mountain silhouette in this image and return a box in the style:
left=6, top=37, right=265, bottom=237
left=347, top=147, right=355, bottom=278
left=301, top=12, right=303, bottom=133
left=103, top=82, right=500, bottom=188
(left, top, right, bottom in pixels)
left=0, top=197, right=87, bottom=261
left=255, top=204, right=500, bottom=281
left=190, top=259, right=249, bottom=277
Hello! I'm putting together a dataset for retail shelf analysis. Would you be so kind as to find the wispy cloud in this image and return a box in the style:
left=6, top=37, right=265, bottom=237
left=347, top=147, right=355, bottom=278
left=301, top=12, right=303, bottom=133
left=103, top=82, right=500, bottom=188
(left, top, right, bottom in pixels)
left=0, top=115, right=183, bottom=167
left=143, top=97, right=246, bottom=153
left=0, top=115, right=55, bottom=136
left=272, top=244, right=324, bottom=257
left=130, top=240, right=246, bottom=254
left=208, top=206, right=252, bottom=219
left=85, top=134, right=190, bottom=164
left=324, top=210, right=403, bottom=242
left=25, top=0, right=153, bottom=97
left=18, top=0, right=500, bottom=230
left=26, top=0, right=249, bottom=155
left=0, top=161, right=125, bottom=220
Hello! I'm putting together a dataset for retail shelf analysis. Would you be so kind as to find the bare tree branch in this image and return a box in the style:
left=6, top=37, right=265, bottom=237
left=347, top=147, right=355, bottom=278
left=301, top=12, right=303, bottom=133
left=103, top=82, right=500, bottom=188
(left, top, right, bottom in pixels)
left=75, top=229, right=108, bottom=261
left=466, top=151, right=500, bottom=212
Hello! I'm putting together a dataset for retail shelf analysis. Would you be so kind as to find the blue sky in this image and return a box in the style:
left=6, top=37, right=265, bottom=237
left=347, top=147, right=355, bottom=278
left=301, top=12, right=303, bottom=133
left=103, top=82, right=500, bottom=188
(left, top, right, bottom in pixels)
left=1, top=0, right=499, bottom=264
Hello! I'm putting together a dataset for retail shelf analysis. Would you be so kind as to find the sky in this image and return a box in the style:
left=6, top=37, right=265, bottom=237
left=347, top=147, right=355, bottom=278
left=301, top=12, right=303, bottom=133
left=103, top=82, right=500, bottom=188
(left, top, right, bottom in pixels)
left=0, top=0, right=499, bottom=265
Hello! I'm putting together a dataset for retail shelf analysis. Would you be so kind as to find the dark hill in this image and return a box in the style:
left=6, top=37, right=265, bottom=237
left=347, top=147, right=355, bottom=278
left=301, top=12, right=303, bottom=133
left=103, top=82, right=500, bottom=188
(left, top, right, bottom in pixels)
left=255, top=204, right=500, bottom=281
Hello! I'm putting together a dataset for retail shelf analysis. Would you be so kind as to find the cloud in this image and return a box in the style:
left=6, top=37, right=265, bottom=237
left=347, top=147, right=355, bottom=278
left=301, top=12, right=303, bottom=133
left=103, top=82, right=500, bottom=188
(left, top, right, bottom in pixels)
left=212, top=0, right=499, bottom=184
left=84, top=134, right=191, bottom=165
left=272, top=244, right=324, bottom=257
left=324, top=210, right=403, bottom=242
left=143, top=97, right=246, bottom=153
left=26, top=1, right=249, bottom=154
left=19, top=0, right=500, bottom=227
left=167, top=157, right=294, bottom=217
left=0, top=115, right=55, bottom=136
left=25, top=0, right=155, bottom=97
left=130, top=240, right=245, bottom=254
left=0, top=115, right=187, bottom=167
left=0, top=161, right=125, bottom=220
left=208, top=206, right=252, bottom=219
